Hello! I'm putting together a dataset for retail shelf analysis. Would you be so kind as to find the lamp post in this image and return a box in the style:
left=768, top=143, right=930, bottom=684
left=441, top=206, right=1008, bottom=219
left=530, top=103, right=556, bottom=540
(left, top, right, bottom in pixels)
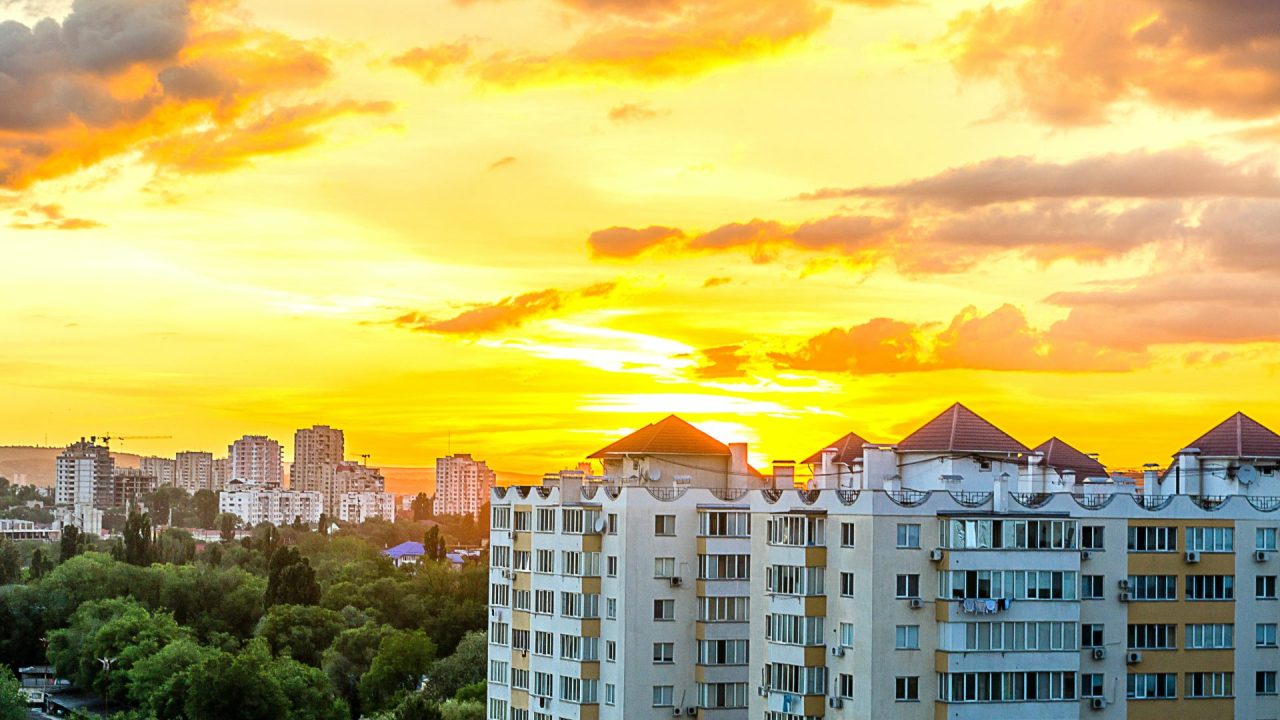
left=98, top=656, right=115, bottom=714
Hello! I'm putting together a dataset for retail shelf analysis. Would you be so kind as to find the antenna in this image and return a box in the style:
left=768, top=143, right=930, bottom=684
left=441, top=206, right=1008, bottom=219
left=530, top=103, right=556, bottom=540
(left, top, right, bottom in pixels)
left=361, top=453, right=371, bottom=466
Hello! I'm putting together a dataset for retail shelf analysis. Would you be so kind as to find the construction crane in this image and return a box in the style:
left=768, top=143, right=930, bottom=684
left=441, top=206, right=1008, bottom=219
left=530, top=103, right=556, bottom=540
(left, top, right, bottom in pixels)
left=99, top=434, right=173, bottom=448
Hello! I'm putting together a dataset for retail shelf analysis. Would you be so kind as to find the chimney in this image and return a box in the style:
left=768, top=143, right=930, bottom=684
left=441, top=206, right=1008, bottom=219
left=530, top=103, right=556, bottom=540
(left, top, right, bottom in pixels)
left=993, top=472, right=1009, bottom=512
left=772, top=460, right=796, bottom=490
left=1062, top=469, right=1077, bottom=488
left=728, top=443, right=750, bottom=488
left=819, top=448, right=838, bottom=489
left=1176, top=448, right=1201, bottom=496
left=1142, top=463, right=1160, bottom=490
left=1024, top=452, right=1044, bottom=492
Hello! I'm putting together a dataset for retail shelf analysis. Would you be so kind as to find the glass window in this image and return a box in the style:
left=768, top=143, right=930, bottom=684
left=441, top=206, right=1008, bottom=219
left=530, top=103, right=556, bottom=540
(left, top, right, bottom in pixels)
left=1126, top=673, right=1176, bottom=699
left=895, top=574, right=919, bottom=598
left=1258, top=671, right=1278, bottom=696
left=839, top=622, right=855, bottom=648
left=840, top=572, right=855, bottom=597
left=1082, top=525, right=1104, bottom=550
left=896, top=625, right=919, bottom=650
left=841, top=522, right=856, bottom=547
left=1082, top=575, right=1104, bottom=599
left=653, top=599, right=674, bottom=621
left=1257, top=575, right=1278, bottom=599
left=895, top=676, right=919, bottom=701
left=654, top=515, right=675, bottom=536
left=652, top=685, right=674, bottom=707
left=897, top=524, right=921, bottom=549
left=652, top=642, right=673, bottom=664
left=1258, top=624, right=1278, bottom=648
left=1258, top=528, right=1278, bottom=551
left=1082, top=624, right=1104, bottom=648
left=1082, top=674, right=1104, bottom=698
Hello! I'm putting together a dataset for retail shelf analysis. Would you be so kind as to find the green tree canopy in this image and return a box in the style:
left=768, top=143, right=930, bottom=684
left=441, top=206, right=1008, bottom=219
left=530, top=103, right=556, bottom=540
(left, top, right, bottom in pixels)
left=255, top=604, right=346, bottom=667
left=0, top=666, right=24, bottom=720
left=358, top=629, right=437, bottom=713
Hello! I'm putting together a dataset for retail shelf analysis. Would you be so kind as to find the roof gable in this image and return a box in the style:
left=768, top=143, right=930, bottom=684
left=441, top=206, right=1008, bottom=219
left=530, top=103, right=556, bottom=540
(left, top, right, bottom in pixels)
left=1033, top=436, right=1107, bottom=478
left=897, top=402, right=1029, bottom=455
left=588, top=415, right=731, bottom=459
left=1188, top=412, right=1280, bottom=458
left=803, top=431, right=874, bottom=466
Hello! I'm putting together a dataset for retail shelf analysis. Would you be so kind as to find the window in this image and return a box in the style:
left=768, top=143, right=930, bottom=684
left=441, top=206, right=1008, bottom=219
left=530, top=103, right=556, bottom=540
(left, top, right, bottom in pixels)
left=1128, top=526, right=1177, bottom=552
left=699, top=596, right=749, bottom=622
left=839, top=622, right=855, bottom=648
left=1258, top=575, right=1278, bottom=599
left=766, top=565, right=825, bottom=596
left=1258, top=527, right=1278, bottom=551
left=1186, top=574, right=1234, bottom=601
left=532, top=671, right=553, bottom=698
left=1187, top=526, right=1234, bottom=553
left=697, top=682, right=748, bottom=709
left=838, top=673, right=854, bottom=698
left=897, top=524, right=921, bottom=548
left=939, top=569, right=1078, bottom=600
left=607, top=512, right=617, bottom=534
left=1082, top=674, right=1104, bottom=698
left=513, top=589, right=530, bottom=611
left=535, top=508, right=555, bottom=533
left=560, top=634, right=581, bottom=660
left=561, top=508, right=586, bottom=534
left=605, top=641, right=616, bottom=662
left=653, top=599, right=674, bottom=621
left=698, top=639, right=748, bottom=665
left=535, top=549, right=554, bottom=574
left=1185, top=672, right=1233, bottom=699
left=841, top=522, right=856, bottom=547
left=1082, top=575, right=1104, bottom=600
left=492, top=546, right=511, bottom=569
left=1186, top=624, right=1234, bottom=649
left=513, top=510, right=530, bottom=531
left=1127, top=574, right=1177, bottom=600
left=534, top=589, right=554, bottom=614
left=490, top=583, right=509, bottom=607
left=767, top=515, right=826, bottom=546
left=488, top=699, right=507, bottom=720
left=511, top=668, right=528, bottom=690
left=489, top=659, right=508, bottom=684
left=1082, top=624, right=1104, bottom=649
left=698, top=553, right=750, bottom=580
left=489, top=621, right=509, bottom=645
left=699, top=510, right=749, bottom=537
left=896, top=625, right=919, bottom=650
left=1127, top=673, right=1176, bottom=699
left=511, top=630, right=528, bottom=652
left=604, top=684, right=615, bottom=706
left=1128, top=624, right=1176, bottom=650
left=1082, top=525, right=1104, bottom=550
left=766, top=614, right=824, bottom=646
left=939, top=621, right=1077, bottom=652
left=606, top=555, right=617, bottom=577
left=1258, top=671, right=1278, bottom=695
left=939, top=671, right=1077, bottom=702
left=652, top=685, right=674, bottom=707
left=940, top=518, right=1078, bottom=550
left=895, top=676, right=919, bottom=702
left=652, top=642, right=674, bottom=664
left=896, top=574, right=919, bottom=598
left=1258, top=623, right=1278, bottom=648
left=840, top=572, right=855, bottom=597
left=654, top=515, right=675, bottom=536
left=606, top=597, right=616, bottom=620
left=654, top=557, right=675, bottom=578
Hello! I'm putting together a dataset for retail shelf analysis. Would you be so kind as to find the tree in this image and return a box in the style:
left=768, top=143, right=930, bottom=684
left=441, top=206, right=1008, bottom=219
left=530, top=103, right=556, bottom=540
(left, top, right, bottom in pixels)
left=127, top=638, right=219, bottom=720
left=123, top=510, right=154, bottom=566
left=0, top=666, right=24, bottom=720
left=60, top=524, right=84, bottom=562
left=265, top=547, right=320, bottom=607
left=423, top=631, right=485, bottom=700
left=357, top=629, right=437, bottom=712
left=439, top=699, right=484, bottom=720
left=0, top=536, right=19, bottom=584
left=318, top=513, right=328, bottom=537
left=185, top=640, right=288, bottom=720
left=146, top=486, right=191, bottom=526
left=47, top=597, right=186, bottom=705
left=322, top=622, right=394, bottom=716
left=422, top=526, right=446, bottom=562
left=155, top=527, right=196, bottom=565
left=28, top=547, right=50, bottom=580
left=192, top=490, right=219, bottom=529
left=218, top=513, right=239, bottom=543
left=266, top=655, right=348, bottom=720
left=410, top=493, right=432, bottom=522
left=255, top=604, right=345, bottom=667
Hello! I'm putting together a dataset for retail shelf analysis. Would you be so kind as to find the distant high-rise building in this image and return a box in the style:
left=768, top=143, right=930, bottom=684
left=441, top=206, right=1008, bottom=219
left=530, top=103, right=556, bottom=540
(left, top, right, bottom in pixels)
left=316, top=460, right=384, bottom=516
left=55, top=438, right=114, bottom=507
left=435, top=453, right=495, bottom=516
left=175, top=451, right=215, bottom=493
left=219, top=479, right=320, bottom=527
left=110, top=468, right=156, bottom=507
left=293, top=425, right=344, bottom=492
left=228, top=435, right=283, bottom=487
left=212, top=457, right=230, bottom=490
left=139, top=456, right=176, bottom=487
left=337, top=491, right=396, bottom=524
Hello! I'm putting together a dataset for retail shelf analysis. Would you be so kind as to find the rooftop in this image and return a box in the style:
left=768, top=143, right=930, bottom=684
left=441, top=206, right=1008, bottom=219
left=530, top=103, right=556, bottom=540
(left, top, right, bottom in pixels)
left=1033, top=437, right=1107, bottom=479
left=1187, top=412, right=1280, bottom=458
left=588, top=415, right=731, bottom=459
left=897, top=403, right=1029, bottom=455
left=802, top=431, right=875, bottom=467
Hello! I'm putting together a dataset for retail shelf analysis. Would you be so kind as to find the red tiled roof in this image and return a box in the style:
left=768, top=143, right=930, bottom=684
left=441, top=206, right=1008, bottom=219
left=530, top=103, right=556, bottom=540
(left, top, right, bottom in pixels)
left=1187, top=412, right=1280, bottom=458
left=587, top=415, right=731, bottom=459
left=802, top=432, right=874, bottom=466
left=897, top=402, right=1029, bottom=454
left=1033, top=437, right=1107, bottom=479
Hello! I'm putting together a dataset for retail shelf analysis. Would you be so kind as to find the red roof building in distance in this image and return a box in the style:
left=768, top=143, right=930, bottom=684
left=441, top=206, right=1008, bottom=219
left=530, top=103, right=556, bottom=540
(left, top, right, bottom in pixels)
left=897, top=402, right=1029, bottom=455
left=587, top=415, right=730, bottom=459
left=1186, top=412, right=1280, bottom=458
left=802, top=431, right=875, bottom=467
left=1032, top=437, right=1108, bottom=481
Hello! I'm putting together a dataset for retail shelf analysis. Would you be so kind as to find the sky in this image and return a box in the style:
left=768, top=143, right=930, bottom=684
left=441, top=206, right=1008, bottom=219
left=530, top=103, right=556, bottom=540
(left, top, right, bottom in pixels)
left=3, top=0, right=1280, bottom=476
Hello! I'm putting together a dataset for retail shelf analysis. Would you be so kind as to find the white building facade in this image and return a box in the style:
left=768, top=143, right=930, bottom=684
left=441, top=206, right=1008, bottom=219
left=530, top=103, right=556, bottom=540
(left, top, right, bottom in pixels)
left=337, top=491, right=397, bottom=523
left=228, top=435, right=283, bottom=487
left=218, top=480, right=321, bottom=527
left=437, top=453, right=497, bottom=516
left=54, top=439, right=113, bottom=507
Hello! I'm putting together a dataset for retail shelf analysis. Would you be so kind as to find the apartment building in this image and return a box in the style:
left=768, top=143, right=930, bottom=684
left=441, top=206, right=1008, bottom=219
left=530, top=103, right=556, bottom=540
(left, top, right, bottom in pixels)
left=175, top=451, right=216, bottom=493
left=437, top=453, right=497, bottom=516
left=218, top=479, right=321, bottom=527
left=139, top=456, right=176, bottom=487
left=337, top=491, right=397, bottom=523
left=486, top=406, right=1280, bottom=720
left=293, top=425, right=345, bottom=493
left=54, top=438, right=114, bottom=507
left=109, top=468, right=156, bottom=507
left=228, top=435, right=283, bottom=487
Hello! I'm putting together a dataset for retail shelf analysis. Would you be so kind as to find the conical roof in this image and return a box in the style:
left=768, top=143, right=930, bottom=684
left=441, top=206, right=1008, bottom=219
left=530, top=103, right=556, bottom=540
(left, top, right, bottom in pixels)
left=802, top=431, right=874, bottom=466
left=1033, top=436, right=1107, bottom=479
left=1187, top=412, right=1280, bottom=458
left=587, top=415, right=731, bottom=459
left=897, top=402, right=1028, bottom=454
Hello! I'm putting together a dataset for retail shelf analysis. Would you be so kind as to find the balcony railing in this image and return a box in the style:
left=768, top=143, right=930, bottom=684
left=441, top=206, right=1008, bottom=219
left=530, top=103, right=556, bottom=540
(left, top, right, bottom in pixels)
left=646, top=487, right=687, bottom=502
left=1248, top=496, right=1280, bottom=512
left=1193, top=494, right=1231, bottom=510
left=887, top=490, right=929, bottom=507
left=835, top=489, right=860, bottom=505
left=1071, top=493, right=1113, bottom=509
left=1133, top=494, right=1173, bottom=511
left=1010, top=492, right=1052, bottom=508
left=796, top=489, right=822, bottom=505
left=949, top=491, right=992, bottom=508
left=710, top=487, right=749, bottom=502
left=762, top=489, right=783, bottom=504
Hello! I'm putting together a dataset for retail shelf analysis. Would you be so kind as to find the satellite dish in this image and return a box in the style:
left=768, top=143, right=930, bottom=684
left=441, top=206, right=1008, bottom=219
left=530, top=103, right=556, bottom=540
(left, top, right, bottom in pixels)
left=593, top=517, right=608, bottom=534
left=1238, top=465, right=1258, bottom=486
left=647, top=467, right=662, bottom=482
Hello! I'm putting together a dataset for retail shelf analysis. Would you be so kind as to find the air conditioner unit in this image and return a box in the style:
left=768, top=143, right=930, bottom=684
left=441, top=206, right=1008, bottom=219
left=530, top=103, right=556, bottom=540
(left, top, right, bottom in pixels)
left=829, top=697, right=844, bottom=709
left=1256, top=550, right=1271, bottom=562
left=757, top=686, right=768, bottom=697
left=1126, top=651, right=1142, bottom=664
left=909, top=598, right=924, bottom=609
left=538, top=697, right=548, bottom=708
left=929, top=548, right=944, bottom=562
left=1119, top=592, right=1133, bottom=603
left=669, top=576, right=682, bottom=587
left=1092, top=647, right=1106, bottom=660
left=1185, top=550, right=1201, bottom=563
left=1090, top=697, right=1105, bottom=710
left=672, top=709, right=682, bottom=717
left=831, top=646, right=845, bottom=657
left=1080, top=550, right=1091, bottom=561
left=687, top=708, right=698, bottom=717
left=502, top=569, right=512, bottom=580
left=508, top=530, right=516, bottom=540
left=1117, top=579, right=1130, bottom=590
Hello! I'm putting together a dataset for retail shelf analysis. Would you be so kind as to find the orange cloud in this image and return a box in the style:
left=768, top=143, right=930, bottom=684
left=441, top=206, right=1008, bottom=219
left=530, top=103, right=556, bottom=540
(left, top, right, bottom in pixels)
left=944, top=0, right=1280, bottom=124
left=702, top=276, right=732, bottom=288
left=392, top=282, right=618, bottom=335
left=588, top=214, right=900, bottom=261
left=489, top=156, right=518, bottom=170
left=473, top=0, right=834, bottom=86
left=9, top=203, right=103, bottom=230
left=608, top=102, right=667, bottom=122
left=0, top=0, right=387, bottom=188
left=389, top=42, right=473, bottom=83
left=694, top=344, right=749, bottom=378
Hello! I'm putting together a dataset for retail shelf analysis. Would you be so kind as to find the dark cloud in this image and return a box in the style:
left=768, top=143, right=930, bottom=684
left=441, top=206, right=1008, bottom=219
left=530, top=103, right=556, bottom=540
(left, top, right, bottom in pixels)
left=587, top=225, right=685, bottom=258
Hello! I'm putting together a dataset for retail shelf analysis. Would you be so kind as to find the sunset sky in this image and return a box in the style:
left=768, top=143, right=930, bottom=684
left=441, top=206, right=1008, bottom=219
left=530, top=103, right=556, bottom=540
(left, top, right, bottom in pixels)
left=4, top=0, right=1280, bottom=476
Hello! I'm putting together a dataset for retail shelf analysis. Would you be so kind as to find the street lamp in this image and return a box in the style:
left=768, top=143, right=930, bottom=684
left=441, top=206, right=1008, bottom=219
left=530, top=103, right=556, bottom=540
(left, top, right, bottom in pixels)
left=98, top=656, right=115, bottom=714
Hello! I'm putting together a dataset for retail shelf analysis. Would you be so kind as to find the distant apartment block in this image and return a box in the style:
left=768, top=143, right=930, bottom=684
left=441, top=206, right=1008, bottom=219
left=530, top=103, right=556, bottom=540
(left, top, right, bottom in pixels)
left=218, top=479, right=321, bottom=527
left=175, top=451, right=216, bottom=493
left=139, top=456, right=176, bottom=487
left=109, top=468, right=156, bottom=507
left=54, top=438, right=114, bottom=507
left=293, top=425, right=344, bottom=490
left=487, top=409, right=1280, bottom=720
left=228, top=435, right=283, bottom=487
left=436, top=453, right=495, bottom=516
left=337, top=491, right=397, bottom=524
